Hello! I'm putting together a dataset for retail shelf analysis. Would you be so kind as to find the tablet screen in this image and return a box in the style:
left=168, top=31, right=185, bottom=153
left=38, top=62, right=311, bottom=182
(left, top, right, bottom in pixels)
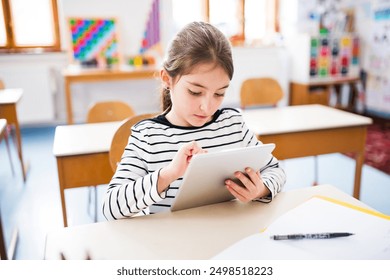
left=170, top=143, right=275, bottom=212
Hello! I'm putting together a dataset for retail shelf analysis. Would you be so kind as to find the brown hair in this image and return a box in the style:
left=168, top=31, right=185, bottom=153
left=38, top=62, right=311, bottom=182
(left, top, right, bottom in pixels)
left=161, top=21, right=234, bottom=112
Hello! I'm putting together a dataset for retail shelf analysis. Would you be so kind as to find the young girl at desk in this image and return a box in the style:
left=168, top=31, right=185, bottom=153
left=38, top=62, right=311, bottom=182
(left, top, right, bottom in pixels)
left=103, top=22, right=286, bottom=220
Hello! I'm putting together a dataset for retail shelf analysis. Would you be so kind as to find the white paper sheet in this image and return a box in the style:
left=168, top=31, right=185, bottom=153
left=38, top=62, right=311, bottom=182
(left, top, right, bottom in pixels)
left=213, top=197, right=390, bottom=260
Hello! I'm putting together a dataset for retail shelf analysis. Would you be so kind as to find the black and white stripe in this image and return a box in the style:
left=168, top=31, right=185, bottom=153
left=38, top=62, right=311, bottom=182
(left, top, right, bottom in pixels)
left=103, top=108, right=286, bottom=220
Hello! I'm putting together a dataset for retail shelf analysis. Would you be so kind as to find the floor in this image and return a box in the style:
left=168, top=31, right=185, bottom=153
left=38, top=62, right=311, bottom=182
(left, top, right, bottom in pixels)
left=0, top=125, right=389, bottom=260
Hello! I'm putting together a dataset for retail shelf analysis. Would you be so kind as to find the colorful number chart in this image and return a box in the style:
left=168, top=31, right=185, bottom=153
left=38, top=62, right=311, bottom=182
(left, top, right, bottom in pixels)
left=68, top=18, right=119, bottom=62
left=309, top=34, right=360, bottom=78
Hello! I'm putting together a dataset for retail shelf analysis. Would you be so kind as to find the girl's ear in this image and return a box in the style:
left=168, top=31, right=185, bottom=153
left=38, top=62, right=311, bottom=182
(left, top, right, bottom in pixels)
left=160, top=69, right=172, bottom=89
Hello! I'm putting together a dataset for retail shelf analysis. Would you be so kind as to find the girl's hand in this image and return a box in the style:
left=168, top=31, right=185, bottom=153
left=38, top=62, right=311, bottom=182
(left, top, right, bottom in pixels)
left=158, top=141, right=206, bottom=193
left=225, top=167, right=270, bottom=202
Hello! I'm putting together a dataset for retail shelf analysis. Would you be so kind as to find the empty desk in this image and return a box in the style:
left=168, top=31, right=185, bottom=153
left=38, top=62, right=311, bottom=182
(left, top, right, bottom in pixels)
left=242, top=104, right=372, bottom=199
left=53, top=121, right=121, bottom=227
left=0, top=88, right=27, bottom=181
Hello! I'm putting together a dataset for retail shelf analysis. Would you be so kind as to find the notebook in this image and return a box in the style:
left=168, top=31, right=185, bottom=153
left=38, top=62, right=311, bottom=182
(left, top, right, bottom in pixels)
left=213, top=196, right=390, bottom=259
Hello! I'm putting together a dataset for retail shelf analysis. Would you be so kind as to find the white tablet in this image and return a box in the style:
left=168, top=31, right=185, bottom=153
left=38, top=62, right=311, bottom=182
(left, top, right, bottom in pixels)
left=170, top=143, right=275, bottom=212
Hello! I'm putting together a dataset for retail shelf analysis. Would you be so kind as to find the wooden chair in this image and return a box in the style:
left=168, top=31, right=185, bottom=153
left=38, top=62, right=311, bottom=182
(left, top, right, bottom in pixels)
left=109, top=113, right=158, bottom=172
left=86, top=101, right=135, bottom=123
left=85, top=101, right=135, bottom=222
left=240, top=77, right=283, bottom=109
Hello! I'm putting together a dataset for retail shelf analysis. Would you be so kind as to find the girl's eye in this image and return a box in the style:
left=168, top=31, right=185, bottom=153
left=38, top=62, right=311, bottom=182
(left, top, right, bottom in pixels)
left=215, top=92, right=225, bottom=97
left=188, top=89, right=202, bottom=96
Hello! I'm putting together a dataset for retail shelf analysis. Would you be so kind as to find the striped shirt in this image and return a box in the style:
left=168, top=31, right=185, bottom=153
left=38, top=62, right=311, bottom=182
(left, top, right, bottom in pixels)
left=103, top=108, right=286, bottom=220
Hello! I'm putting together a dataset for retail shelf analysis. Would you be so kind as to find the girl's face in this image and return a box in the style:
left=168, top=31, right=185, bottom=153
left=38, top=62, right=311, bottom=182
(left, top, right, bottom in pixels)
left=165, top=63, right=230, bottom=127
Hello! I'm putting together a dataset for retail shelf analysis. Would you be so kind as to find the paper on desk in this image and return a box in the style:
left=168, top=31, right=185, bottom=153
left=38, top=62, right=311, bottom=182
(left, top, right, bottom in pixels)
left=213, top=197, right=390, bottom=260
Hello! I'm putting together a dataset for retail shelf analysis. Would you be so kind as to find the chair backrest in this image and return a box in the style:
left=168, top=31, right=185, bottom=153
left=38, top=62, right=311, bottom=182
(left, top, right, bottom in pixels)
left=109, top=113, right=158, bottom=171
left=240, top=78, right=283, bottom=109
left=86, top=101, right=135, bottom=123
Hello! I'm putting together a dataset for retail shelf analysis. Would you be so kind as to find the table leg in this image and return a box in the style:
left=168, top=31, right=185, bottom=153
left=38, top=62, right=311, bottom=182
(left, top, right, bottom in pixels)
left=57, top=159, right=69, bottom=227
left=60, top=187, right=68, bottom=227
left=12, top=122, right=28, bottom=182
left=0, top=209, right=18, bottom=260
left=1, top=104, right=28, bottom=181
left=65, top=79, right=74, bottom=124
left=0, top=212, right=6, bottom=259
left=353, top=151, right=365, bottom=200
left=353, top=127, right=368, bottom=200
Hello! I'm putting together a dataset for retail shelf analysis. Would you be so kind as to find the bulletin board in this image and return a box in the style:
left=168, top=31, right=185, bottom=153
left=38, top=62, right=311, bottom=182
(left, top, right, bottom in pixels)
left=365, top=1, right=390, bottom=118
left=68, top=18, right=120, bottom=63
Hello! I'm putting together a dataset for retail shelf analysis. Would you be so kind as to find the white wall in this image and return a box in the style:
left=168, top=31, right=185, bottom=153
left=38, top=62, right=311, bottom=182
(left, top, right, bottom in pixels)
left=58, top=0, right=153, bottom=57
left=0, top=53, right=68, bottom=124
left=0, top=0, right=289, bottom=125
left=227, top=47, right=290, bottom=107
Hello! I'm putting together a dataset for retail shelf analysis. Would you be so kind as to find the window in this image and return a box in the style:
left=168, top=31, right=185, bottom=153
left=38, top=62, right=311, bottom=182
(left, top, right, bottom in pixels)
left=172, top=0, right=279, bottom=46
left=172, top=0, right=205, bottom=32
left=0, top=0, right=60, bottom=53
left=209, top=0, right=242, bottom=38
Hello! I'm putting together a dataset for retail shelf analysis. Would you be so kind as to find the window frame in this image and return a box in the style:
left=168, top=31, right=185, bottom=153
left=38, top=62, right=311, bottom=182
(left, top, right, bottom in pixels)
left=204, top=0, right=279, bottom=43
left=0, top=0, right=61, bottom=53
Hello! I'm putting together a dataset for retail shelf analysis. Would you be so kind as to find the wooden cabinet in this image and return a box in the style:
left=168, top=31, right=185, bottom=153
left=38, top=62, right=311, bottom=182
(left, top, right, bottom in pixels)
left=286, top=33, right=362, bottom=111
left=289, top=77, right=360, bottom=111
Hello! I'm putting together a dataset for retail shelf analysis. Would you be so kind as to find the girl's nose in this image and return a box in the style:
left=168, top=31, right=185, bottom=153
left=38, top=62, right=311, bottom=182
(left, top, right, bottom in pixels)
left=199, top=97, right=210, bottom=112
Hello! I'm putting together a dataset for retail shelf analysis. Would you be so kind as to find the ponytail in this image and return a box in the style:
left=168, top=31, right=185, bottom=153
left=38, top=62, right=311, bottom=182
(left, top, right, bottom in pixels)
left=161, top=87, right=172, bottom=112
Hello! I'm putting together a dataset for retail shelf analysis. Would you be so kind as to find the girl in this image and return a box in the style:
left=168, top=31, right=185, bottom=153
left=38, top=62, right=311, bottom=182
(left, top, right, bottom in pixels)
left=103, top=22, right=286, bottom=220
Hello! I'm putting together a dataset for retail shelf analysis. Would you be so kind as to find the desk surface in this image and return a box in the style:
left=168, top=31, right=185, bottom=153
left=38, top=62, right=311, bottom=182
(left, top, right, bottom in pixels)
left=0, top=88, right=23, bottom=104
left=53, top=104, right=372, bottom=156
left=242, top=104, right=372, bottom=135
left=295, top=76, right=360, bottom=86
left=63, top=65, right=158, bottom=80
left=44, top=184, right=373, bottom=260
left=53, top=121, right=121, bottom=157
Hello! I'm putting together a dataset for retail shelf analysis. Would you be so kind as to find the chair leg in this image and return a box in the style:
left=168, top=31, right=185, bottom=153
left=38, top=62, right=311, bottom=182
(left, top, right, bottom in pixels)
left=313, top=156, right=318, bottom=186
left=88, top=186, right=98, bottom=222
left=7, top=124, right=23, bottom=178
left=0, top=211, right=7, bottom=260
left=94, top=186, right=98, bottom=223
left=4, top=129, right=15, bottom=176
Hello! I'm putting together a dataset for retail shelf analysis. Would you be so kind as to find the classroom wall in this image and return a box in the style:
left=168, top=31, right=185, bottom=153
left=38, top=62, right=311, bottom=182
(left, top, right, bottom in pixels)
left=0, top=53, right=68, bottom=124
left=3, top=0, right=384, bottom=125
left=0, top=0, right=290, bottom=125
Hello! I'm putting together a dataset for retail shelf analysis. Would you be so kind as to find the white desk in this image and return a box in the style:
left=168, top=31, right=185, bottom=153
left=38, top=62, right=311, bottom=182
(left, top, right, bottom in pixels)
left=44, top=184, right=374, bottom=260
left=53, top=121, right=121, bottom=227
left=53, top=105, right=372, bottom=226
left=0, top=88, right=27, bottom=181
left=243, top=104, right=372, bottom=198
left=0, top=118, right=19, bottom=259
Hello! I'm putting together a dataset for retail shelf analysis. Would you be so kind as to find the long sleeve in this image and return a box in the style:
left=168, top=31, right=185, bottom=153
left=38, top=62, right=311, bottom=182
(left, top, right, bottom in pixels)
left=102, top=108, right=287, bottom=221
left=102, top=126, right=166, bottom=220
left=240, top=117, right=286, bottom=202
